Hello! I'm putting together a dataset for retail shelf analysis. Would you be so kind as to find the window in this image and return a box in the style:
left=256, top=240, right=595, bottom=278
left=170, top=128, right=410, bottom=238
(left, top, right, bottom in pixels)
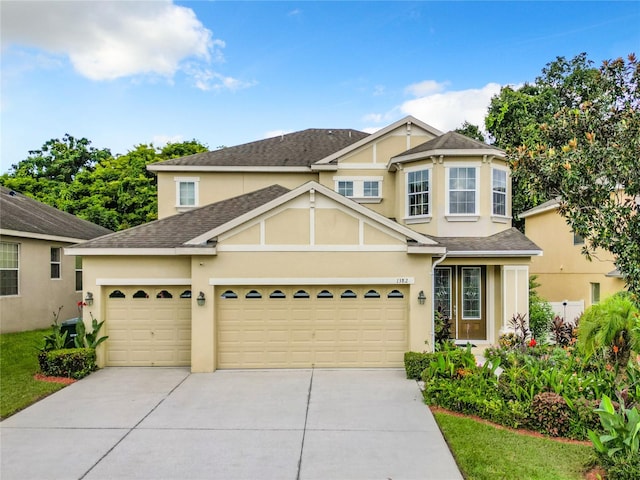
left=156, top=290, right=173, bottom=299
left=591, top=283, right=601, bottom=304
left=180, top=290, right=192, bottom=298
left=109, top=290, right=126, bottom=298
left=333, top=177, right=382, bottom=202
left=573, top=232, right=584, bottom=245
left=50, top=247, right=61, bottom=279
left=175, top=177, right=199, bottom=207
left=340, top=289, right=357, bottom=298
left=75, top=256, right=82, bottom=291
left=387, top=290, right=404, bottom=298
left=133, top=290, right=149, bottom=298
left=363, top=181, right=379, bottom=197
left=448, top=167, right=478, bottom=215
left=407, top=169, right=430, bottom=217
left=461, top=267, right=481, bottom=319
left=269, top=290, right=286, bottom=298
left=245, top=290, right=262, bottom=299
left=337, top=181, right=354, bottom=197
left=434, top=268, right=452, bottom=318
left=293, top=290, right=310, bottom=298
left=317, top=290, right=333, bottom=298
left=364, top=289, right=380, bottom=298
left=492, top=168, right=507, bottom=216
left=220, top=290, right=237, bottom=299
left=0, top=242, right=19, bottom=296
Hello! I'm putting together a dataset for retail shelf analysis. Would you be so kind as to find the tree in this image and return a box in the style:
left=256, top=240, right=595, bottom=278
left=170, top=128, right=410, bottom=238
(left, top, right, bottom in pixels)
left=485, top=53, right=601, bottom=221
left=512, top=54, right=640, bottom=293
left=454, top=121, right=485, bottom=142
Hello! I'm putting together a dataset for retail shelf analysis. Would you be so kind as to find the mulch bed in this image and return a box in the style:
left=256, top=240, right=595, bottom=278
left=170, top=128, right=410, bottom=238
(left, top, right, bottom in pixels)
left=34, top=373, right=77, bottom=385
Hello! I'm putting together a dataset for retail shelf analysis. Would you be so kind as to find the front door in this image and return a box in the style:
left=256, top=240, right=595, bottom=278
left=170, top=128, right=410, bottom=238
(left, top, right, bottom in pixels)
left=434, top=266, right=486, bottom=341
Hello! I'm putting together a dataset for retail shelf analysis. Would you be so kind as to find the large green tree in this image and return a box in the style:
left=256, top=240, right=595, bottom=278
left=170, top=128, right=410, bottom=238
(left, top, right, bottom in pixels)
left=486, top=53, right=601, bottom=220
left=512, top=54, right=640, bottom=294
left=1, top=138, right=207, bottom=231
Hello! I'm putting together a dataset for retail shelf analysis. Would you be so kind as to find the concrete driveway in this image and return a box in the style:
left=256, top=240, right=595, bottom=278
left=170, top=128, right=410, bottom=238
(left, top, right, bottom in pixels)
left=1, top=368, right=462, bottom=480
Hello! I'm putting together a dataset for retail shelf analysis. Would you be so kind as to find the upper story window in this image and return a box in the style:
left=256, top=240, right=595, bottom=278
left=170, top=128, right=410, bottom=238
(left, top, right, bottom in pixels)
left=492, top=168, right=507, bottom=217
left=573, top=232, right=584, bottom=245
left=175, top=177, right=199, bottom=208
left=407, top=169, right=430, bottom=218
left=333, top=177, right=382, bottom=203
left=447, top=166, right=478, bottom=217
left=50, top=247, right=61, bottom=279
left=0, top=242, right=19, bottom=296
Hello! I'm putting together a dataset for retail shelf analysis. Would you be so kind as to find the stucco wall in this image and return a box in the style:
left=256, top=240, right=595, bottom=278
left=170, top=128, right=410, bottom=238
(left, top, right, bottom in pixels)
left=1, top=236, right=82, bottom=333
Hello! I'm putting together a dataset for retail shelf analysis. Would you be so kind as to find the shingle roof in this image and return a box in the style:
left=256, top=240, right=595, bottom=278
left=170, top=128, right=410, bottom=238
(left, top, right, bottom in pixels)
left=392, top=131, right=500, bottom=161
left=0, top=186, right=112, bottom=240
left=150, top=129, right=369, bottom=168
left=72, top=185, right=291, bottom=249
left=428, top=228, right=541, bottom=254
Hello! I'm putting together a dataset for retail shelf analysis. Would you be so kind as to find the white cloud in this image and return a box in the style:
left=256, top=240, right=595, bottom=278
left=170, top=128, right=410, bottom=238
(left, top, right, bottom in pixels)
left=362, top=113, right=383, bottom=123
left=400, top=82, right=502, bottom=132
left=404, top=80, right=448, bottom=97
left=186, top=66, right=257, bottom=92
left=362, top=127, right=383, bottom=135
left=1, top=0, right=247, bottom=89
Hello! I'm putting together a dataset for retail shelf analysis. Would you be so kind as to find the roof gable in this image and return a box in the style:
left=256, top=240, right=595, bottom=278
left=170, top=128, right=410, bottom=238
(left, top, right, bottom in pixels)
left=0, top=186, right=111, bottom=241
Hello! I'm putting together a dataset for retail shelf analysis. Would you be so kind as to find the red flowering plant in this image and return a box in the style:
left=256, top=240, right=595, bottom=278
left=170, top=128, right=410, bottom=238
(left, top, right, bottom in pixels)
left=528, top=338, right=537, bottom=348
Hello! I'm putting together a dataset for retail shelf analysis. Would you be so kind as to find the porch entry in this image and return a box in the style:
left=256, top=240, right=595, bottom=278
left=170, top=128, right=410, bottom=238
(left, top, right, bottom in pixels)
left=434, top=266, right=486, bottom=341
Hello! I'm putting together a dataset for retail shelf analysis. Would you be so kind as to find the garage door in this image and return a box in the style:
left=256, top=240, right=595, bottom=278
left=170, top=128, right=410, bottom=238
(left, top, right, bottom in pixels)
left=217, top=286, right=408, bottom=368
left=105, top=287, right=192, bottom=366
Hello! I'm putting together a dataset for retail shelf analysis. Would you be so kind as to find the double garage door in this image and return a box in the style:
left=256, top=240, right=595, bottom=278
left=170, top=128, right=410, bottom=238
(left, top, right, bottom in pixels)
left=105, top=285, right=408, bottom=368
left=217, top=285, right=408, bottom=368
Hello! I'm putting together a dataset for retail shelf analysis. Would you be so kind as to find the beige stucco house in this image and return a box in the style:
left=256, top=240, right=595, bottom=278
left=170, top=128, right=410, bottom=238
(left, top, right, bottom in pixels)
left=0, top=186, right=111, bottom=333
left=522, top=198, right=625, bottom=314
left=69, top=116, right=541, bottom=372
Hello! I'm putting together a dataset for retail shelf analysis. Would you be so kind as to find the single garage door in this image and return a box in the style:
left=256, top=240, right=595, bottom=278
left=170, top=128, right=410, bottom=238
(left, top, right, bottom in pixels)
left=105, top=287, right=192, bottom=366
left=217, top=285, right=408, bottom=368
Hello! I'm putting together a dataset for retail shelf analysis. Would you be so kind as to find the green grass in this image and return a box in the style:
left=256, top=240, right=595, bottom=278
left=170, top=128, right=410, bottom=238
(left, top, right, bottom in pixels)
left=0, top=329, right=66, bottom=419
left=434, top=411, right=595, bottom=480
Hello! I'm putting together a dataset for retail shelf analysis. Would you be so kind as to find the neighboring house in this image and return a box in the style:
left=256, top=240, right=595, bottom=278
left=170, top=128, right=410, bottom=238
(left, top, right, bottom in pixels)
left=521, top=198, right=625, bottom=316
left=69, top=116, right=541, bottom=372
left=0, top=186, right=112, bottom=333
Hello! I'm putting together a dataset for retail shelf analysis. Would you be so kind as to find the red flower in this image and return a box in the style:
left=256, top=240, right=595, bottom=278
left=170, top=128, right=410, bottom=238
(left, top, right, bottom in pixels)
left=612, top=345, right=619, bottom=354
left=528, top=338, right=537, bottom=348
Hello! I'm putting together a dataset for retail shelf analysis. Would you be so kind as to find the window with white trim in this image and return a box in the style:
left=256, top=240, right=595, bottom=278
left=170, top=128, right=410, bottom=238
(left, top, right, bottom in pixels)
left=175, top=177, right=199, bottom=207
left=407, top=169, right=430, bottom=217
left=50, top=247, right=61, bottom=279
left=492, top=168, right=507, bottom=216
left=447, top=167, right=478, bottom=215
left=333, top=177, right=382, bottom=202
left=0, top=242, right=19, bottom=296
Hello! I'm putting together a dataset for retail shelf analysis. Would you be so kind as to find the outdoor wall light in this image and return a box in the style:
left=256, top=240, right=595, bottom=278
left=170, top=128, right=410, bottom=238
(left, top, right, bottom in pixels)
left=418, top=290, right=426, bottom=305
left=85, top=291, right=94, bottom=306
left=197, top=291, right=206, bottom=306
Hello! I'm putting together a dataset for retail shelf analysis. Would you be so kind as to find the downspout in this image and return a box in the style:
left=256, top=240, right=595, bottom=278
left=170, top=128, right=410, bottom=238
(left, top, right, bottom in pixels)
left=431, top=251, right=448, bottom=352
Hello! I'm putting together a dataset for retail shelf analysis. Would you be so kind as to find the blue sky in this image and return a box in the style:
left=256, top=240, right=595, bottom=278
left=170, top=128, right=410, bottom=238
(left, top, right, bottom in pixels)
left=1, top=1, right=639, bottom=173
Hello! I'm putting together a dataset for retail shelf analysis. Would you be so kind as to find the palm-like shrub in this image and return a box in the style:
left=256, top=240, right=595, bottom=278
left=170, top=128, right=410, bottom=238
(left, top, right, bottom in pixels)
left=578, top=293, right=640, bottom=366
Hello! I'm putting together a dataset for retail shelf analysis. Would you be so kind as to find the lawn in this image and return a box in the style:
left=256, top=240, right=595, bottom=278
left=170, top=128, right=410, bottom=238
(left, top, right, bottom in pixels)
left=434, top=411, right=596, bottom=480
left=0, top=329, right=67, bottom=419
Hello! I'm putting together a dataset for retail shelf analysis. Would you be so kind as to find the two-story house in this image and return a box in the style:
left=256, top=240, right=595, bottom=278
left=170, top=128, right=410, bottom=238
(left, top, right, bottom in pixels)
left=521, top=198, right=624, bottom=317
left=69, top=116, right=540, bottom=372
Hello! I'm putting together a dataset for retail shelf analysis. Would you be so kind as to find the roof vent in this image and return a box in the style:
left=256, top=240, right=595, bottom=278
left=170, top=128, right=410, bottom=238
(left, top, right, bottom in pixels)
left=328, top=130, right=333, bottom=135
left=9, top=190, right=16, bottom=196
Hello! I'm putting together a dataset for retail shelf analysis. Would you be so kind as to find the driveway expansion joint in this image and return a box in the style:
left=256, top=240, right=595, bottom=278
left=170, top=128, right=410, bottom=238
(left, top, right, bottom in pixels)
left=295, top=367, right=314, bottom=480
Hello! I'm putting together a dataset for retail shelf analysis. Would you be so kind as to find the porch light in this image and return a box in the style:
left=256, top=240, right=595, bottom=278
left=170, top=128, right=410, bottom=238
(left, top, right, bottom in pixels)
left=418, top=290, right=426, bottom=305
left=197, top=291, right=206, bottom=306
left=84, top=291, right=94, bottom=306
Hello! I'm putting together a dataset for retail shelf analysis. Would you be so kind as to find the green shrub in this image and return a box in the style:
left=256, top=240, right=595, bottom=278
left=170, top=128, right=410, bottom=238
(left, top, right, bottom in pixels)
left=404, top=351, right=434, bottom=379
left=588, top=394, right=640, bottom=480
left=37, top=348, right=96, bottom=379
left=421, top=345, right=477, bottom=383
left=529, top=391, right=572, bottom=437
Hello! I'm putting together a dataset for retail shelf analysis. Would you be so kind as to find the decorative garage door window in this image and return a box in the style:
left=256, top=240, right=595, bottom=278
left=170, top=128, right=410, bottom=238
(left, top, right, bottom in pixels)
left=220, top=290, right=237, bottom=299
left=156, top=290, right=173, bottom=299
left=341, top=289, right=357, bottom=298
left=364, top=289, right=380, bottom=298
left=293, top=290, right=310, bottom=298
left=387, top=289, right=404, bottom=298
left=133, top=290, right=149, bottom=299
left=317, top=290, right=333, bottom=298
left=269, top=290, right=286, bottom=298
left=179, top=290, right=192, bottom=298
left=109, top=290, right=126, bottom=298
left=245, top=290, right=262, bottom=299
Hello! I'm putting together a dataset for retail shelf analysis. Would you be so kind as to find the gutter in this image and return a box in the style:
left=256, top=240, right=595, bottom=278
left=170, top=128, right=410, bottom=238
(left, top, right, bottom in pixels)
left=431, top=251, right=448, bottom=352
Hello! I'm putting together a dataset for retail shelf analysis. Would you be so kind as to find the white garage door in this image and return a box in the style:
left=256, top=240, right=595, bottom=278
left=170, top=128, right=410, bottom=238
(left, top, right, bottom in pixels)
left=217, top=286, right=408, bottom=368
left=105, top=287, right=191, bottom=366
